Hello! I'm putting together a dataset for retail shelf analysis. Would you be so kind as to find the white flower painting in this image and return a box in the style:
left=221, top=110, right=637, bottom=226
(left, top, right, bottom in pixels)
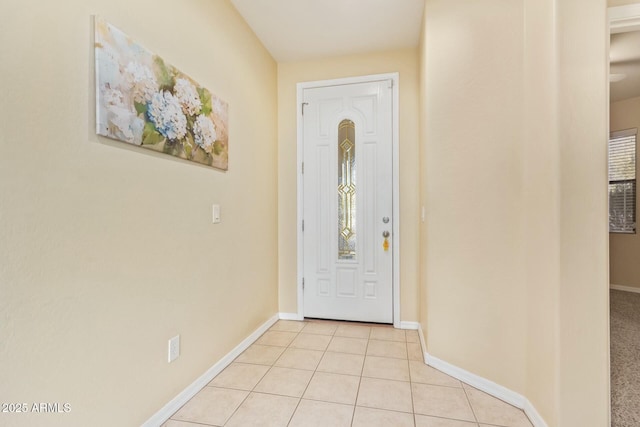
left=95, top=17, right=229, bottom=170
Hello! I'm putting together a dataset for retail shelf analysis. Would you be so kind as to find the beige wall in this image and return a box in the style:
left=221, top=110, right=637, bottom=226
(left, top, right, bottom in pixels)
left=0, top=1, right=278, bottom=426
left=522, top=0, right=560, bottom=423
left=277, top=49, right=421, bottom=322
left=420, top=0, right=527, bottom=394
left=608, top=0, right=640, bottom=7
left=610, top=96, right=640, bottom=289
left=556, top=0, right=610, bottom=424
left=420, top=0, right=610, bottom=425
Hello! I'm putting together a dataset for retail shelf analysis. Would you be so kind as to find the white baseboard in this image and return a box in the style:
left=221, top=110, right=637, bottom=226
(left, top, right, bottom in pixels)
left=523, top=398, right=549, bottom=427
left=278, top=312, right=304, bottom=321
left=425, top=352, right=548, bottom=427
left=610, top=283, right=640, bottom=293
left=426, top=352, right=525, bottom=407
left=399, top=321, right=420, bottom=330
left=141, top=314, right=279, bottom=427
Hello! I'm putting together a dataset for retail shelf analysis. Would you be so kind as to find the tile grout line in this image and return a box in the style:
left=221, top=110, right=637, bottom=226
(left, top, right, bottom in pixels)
left=461, top=381, right=480, bottom=426
left=223, top=320, right=306, bottom=426
left=274, top=320, right=307, bottom=427
left=284, top=321, right=336, bottom=427
left=404, top=337, right=418, bottom=427
left=350, top=325, right=371, bottom=427
left=220, top=330, right=291, bottom=426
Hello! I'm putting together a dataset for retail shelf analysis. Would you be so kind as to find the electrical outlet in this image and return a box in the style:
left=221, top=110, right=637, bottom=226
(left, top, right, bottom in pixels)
left=168, top=335, right=180, bottom=363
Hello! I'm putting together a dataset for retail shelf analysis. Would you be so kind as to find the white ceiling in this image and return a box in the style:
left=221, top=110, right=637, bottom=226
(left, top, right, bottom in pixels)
left=229, top=0, right=426, bottom=62
left=231, top=2, right=638, bottom=102
left=610, top=31, right=640, bottom=102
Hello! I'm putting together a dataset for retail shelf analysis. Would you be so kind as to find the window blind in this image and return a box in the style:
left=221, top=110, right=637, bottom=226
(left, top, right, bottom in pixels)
left=609, top=129, right=637, bottom=233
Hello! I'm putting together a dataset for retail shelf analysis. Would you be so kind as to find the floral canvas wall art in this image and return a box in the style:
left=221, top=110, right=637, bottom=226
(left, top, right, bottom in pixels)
left=95, top=17, right=229, bottom=170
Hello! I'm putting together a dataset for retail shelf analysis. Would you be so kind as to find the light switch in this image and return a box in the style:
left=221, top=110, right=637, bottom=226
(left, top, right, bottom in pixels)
left=212, top=204, right=221, bottom=224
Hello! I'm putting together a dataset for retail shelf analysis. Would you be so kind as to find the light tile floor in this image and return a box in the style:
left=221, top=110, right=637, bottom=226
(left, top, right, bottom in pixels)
left=163, top=319, right=533, bottom=427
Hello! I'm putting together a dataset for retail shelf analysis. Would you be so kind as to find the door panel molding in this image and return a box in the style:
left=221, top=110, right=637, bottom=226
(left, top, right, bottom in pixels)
left=296, top=73, right=400, bottom=327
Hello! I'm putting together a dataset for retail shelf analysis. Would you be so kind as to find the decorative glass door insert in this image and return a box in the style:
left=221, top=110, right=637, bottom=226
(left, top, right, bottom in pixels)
left=338, top=119, right=356, bottom=259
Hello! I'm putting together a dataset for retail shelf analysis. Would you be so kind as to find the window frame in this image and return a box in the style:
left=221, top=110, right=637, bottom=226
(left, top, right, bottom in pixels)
left=608, top=128, right=637, bottom=234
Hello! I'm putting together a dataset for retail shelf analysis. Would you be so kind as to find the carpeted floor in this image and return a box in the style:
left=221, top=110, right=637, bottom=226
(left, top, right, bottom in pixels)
left=610, top=289, right=640, bottom=427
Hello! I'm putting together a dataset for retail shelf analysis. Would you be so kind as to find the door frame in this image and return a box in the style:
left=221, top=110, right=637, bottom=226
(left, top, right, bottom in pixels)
left=609, top=3, right=640, bottom=34
left=295, top=72, right=401, bottom=327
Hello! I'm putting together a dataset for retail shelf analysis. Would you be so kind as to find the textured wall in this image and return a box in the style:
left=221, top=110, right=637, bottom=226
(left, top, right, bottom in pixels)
left=419, top=0, right=610, bottom=425
left=0, top=1, right=278, bottom=425
left=420, top=0, right=527, bottom=394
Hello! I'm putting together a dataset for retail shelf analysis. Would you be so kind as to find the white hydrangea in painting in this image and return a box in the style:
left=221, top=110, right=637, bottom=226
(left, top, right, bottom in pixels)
left=101, top=85, right=145, bottom=145
left=94, top=16, right=229, bottom=170
left=213, top=97, right=228, bottom=122
left=102, top=85, right=125, bottom=108
left=174, top=78, right=202, bottom=116
left=193, top=115, right=217, bottom=153
left=124, top=62, right=158, bottom=104
left=147, top=91, right=188, bottom=140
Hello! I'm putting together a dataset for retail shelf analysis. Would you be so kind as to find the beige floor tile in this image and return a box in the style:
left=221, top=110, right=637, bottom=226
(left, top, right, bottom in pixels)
left=289, top=333, right=332, bottom=351
left=415, top=415, right=478, bottom=427
left=335, top=324, right=371, bottom=339
left=225, top=392, right=299, bottom=427
left=274, top=348, right=324, bottom=371
left=255, top=331, right=298, bottom=347
left=408, top=342, right=424, bottom=361
left=254, top=367, right=313, bottom=397
left=208, top=363, right=270, bottom=391
left=352, top=406, right=415, bottom=427
left=171, top=386, right=248, bottom=426
left=463, top=385, right=532, bottom=427
left=317, top=351, right=364, bottom=376
left=370, top=327, right=407, bottom=342
left=357, top=377, right=413, bottom=413
left=301, top=322, right=338, bottom=335
left=409, top=361, right=461, bottom=388
left=367, top=339, right=407, bottom=359
left=303, top=372, right=360, bottom=405
left=269, top=320, right=306, bottom=333
left=234, top=344, right=286, bottom=366
left=327, top=336, right=368, bottom=355
left=163, top=420, right=204, bottom=427
left=362, top=356, right=410, bottom=381
left=288, top=399, right=354, bottom=427
left=412, top=383, right=475, bottom=422
left=406, top=330, right=420, bottom=343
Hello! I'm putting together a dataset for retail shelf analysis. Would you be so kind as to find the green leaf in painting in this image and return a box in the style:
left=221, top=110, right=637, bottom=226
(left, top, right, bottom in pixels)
left=142, top=122, right=164, bottom=145
left=163, top=139, right=177, bottom=155
left=154, top=56, right=175, bottom=91
left=198, top=88, right=212, bottom=115
left=134, top=101, right=147, bottom=115
left=213, top=140, right=223, bottom=155
left=184, top=133, right=195, bottom=159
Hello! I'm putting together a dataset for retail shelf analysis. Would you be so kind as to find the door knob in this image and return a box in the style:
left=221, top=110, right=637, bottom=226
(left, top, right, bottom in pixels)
left=382, top=231, right=390, bottom=238
left=382, top=217, right=389, bottom=224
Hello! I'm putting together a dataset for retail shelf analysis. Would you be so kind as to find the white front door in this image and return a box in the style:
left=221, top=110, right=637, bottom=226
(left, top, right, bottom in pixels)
left=302, top=79, right=394, bottom=323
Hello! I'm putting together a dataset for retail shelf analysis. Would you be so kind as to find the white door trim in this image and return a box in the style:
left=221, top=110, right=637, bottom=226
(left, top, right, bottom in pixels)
left=609, top=4, right=640, bottom=34
left=296, top=72, right=401, bottom=327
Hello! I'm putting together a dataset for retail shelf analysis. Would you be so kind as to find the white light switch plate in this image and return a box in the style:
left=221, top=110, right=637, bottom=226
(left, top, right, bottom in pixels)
left=212, top=204, right=221, bottom=224
left=168, top=335, right=180, bottom=363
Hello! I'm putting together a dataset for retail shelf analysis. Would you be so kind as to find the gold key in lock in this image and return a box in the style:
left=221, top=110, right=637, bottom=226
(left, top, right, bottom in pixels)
left=382, top=230, right=390, bottom=251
